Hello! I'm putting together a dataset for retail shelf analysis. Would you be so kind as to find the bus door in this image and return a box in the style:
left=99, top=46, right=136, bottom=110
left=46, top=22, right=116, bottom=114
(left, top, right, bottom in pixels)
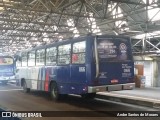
left=94, top=36, right=134, bottom=86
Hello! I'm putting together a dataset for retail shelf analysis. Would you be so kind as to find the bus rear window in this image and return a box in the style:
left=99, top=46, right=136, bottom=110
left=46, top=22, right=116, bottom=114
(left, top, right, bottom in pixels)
left=97, top=38, right=132, bottom=62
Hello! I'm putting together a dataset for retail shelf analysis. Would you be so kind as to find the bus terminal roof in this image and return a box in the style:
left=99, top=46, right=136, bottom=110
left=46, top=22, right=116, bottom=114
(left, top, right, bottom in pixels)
left=0, top=0, right=160, bottom=56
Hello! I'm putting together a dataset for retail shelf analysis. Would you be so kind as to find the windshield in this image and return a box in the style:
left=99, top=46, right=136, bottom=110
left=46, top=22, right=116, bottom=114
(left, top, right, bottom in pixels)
left=97, top=38, right=132, bottom=62
left=0, top=57, right=13, bottom=65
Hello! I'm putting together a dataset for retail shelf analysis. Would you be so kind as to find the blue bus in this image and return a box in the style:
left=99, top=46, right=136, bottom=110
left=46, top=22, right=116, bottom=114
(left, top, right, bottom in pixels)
left=0, top=56, right=15, bottom=85
left=15, top=35, right=135, bottom=100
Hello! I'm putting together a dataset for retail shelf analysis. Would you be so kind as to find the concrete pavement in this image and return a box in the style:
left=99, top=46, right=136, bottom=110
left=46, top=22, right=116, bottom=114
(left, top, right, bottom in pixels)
left=97, top=87, right=160, bottom=109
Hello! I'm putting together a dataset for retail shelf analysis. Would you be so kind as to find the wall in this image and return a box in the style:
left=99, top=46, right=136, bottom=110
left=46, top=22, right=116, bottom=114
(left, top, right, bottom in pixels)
left=144, top=61, right=153, bottom=87
left=134, top=56, right=160, bottom=87
left=134, top=56, right=153, bottom=87
left=157, top=62, right=160, bottom=87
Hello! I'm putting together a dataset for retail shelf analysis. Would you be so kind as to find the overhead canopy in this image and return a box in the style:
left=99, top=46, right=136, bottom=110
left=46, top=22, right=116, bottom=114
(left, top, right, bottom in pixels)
left=0, top=0, right=160, bottom=55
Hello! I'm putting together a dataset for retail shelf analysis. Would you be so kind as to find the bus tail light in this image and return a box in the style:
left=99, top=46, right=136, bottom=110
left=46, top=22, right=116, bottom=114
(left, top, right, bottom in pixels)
left=111, top=79, right=118, bottom=84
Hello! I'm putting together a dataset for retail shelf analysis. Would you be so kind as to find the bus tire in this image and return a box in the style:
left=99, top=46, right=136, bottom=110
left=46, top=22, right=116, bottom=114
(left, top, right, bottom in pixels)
left=23, top=81, right=30, bottom=93
left=50, top=82, right=60, bottom=101
left=81, top=93, right=96, bottom=99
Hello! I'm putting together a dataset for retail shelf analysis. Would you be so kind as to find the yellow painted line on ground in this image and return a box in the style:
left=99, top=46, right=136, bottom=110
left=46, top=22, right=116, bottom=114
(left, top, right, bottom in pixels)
left=98, top=92, right=160, bottom=103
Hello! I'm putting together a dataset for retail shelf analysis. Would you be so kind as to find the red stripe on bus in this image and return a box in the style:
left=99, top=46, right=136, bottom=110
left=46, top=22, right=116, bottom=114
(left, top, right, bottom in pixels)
left=45, top=70, right=49, bottom=91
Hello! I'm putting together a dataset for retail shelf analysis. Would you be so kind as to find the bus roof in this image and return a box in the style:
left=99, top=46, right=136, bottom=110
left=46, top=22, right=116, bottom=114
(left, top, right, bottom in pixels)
left=17, top=35, right=89, bottom=53
left=16, top=34, right=130, bottom=54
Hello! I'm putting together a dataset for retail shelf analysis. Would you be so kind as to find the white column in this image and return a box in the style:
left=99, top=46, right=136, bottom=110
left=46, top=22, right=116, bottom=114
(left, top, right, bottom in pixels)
left=152, top=60, right=158, bottom=87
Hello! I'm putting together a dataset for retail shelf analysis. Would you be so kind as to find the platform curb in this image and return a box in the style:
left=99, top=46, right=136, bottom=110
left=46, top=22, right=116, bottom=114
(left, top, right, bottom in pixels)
left=96, top=94, right=160, bottom=109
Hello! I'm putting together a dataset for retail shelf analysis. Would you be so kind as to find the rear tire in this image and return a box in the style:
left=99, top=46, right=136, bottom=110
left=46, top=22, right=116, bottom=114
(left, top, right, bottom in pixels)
left=23, top=81, right=30, bottom=93
left=50, top=82, right=60, bottom=101
left=81, top=93, right=96, bottom=99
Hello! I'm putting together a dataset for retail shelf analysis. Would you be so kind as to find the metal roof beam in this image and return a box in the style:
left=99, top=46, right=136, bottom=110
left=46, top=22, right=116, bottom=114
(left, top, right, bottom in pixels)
left=0, top=2, right=157, bottom=20
left=110, top=0, right=146, bottom=5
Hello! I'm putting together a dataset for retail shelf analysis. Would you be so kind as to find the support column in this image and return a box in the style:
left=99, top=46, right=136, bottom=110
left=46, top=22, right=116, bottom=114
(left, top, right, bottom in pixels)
left=152, top=60, right=158, bottom=87
left=142, top=37, right=146, bottom=53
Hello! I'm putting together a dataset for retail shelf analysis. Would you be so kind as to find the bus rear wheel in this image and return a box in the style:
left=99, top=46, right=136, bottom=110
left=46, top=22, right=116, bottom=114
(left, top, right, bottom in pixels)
left=23, top=81, right=30, bottom=93
left=81, top=93, right=96, bottom=99
left=50, top=82, right=60, bottom=101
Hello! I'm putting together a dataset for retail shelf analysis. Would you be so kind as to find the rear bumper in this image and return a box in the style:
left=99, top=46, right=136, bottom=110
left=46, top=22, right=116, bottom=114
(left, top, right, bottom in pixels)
left=88, top=83, right=135, bottom=93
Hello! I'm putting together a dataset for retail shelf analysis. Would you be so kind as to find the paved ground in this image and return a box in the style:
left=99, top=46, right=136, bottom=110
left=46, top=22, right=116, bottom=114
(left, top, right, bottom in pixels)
left=0, top=83, right=159, bottom=120
left=98, top=87, right=160, bottom=109
left=111, top=87, right=160, bottom=100
left=0, top=82, right=22, bottom=91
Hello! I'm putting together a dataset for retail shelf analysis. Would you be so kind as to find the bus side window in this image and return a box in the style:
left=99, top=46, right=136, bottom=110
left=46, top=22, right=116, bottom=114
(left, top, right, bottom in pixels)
left=28, top=51, right=35, bottom=66
left=72, top=41, right=86, bottom=64
left=22, top=52, right=27, bottom=66
left=36, top=49, right=45, bottom=66
left=58, top=44, right=71, bottom=65
left=46, top=47, right=57, bottom=65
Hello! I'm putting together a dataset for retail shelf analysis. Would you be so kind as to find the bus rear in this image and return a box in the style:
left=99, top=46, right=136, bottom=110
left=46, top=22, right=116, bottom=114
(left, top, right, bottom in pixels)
left=88, top=35, right=135, bottom=93
left=0, top=56, right=15, bottom=84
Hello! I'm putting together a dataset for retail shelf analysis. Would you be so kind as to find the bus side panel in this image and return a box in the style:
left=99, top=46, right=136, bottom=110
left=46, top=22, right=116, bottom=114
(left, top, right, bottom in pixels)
left=69, top=64, right=87, bottom=94
left=24, top=66, right=55, bottom=91
left=37, top=66, right=57, bottom=92
left=18, top=67, right=45, bottom=91
left=56, top=65, right=88, bottom=94
left=54, top=37, right=92, bottom=94
left=37, top=67, right=47, bottom=91
left=18, top=67, right=32, bottom=89
left=55, top=65, right=70, bottom=94
left=27, top=67, right=39, bottom=90
left=65, top=37, right=94, bottom=94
